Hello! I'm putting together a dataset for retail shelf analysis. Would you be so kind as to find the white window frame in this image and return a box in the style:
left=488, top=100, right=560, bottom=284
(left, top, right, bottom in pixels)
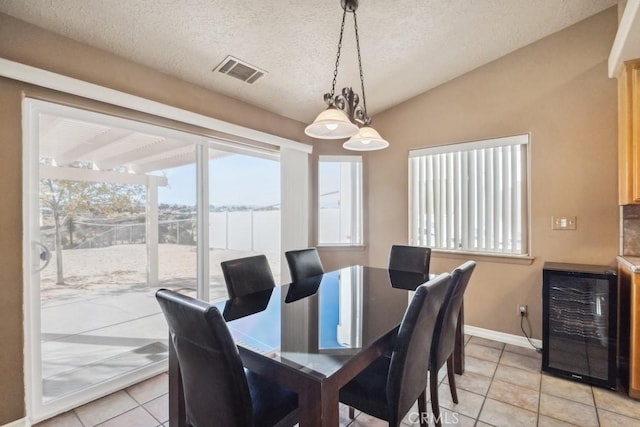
left=409, top=134, right=529, bottom=256
left=318, top=155, right=363, bottom=246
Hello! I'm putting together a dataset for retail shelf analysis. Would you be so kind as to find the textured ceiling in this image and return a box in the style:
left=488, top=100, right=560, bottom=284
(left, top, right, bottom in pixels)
left=0, top=0, right=617, bottom=124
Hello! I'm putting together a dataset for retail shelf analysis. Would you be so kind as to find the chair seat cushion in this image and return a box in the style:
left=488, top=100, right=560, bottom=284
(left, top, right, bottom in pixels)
left=339, top=356, right=391, bottom=422
left=246, top=369, right=298, bottom=427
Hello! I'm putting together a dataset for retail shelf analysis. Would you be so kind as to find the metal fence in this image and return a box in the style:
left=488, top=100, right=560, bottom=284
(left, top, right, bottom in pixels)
left=40, top=211, right=282, bottom=253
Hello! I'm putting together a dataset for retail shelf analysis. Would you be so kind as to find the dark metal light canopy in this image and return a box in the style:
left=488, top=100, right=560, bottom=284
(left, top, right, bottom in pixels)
left=304, top=0, right=389, bottom=151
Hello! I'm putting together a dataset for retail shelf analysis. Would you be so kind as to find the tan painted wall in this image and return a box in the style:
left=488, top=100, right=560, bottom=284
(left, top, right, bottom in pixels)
left=366, top=8, right=619, bottom=338
left=0, top=78, right=27, bottom=426
left=0, top=13, right=311, bottom=425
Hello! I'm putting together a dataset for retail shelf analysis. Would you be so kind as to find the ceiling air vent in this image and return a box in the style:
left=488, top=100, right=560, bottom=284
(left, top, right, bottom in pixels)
left=214, top=55, right=266, bottom=84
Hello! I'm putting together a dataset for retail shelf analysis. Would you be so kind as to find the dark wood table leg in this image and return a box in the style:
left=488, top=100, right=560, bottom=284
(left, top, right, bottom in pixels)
left=454, top=302, right=465, bottom=375
left=297, top=380, right=339, bottom=427
left=320, top=380, right=339, bottom=427
left=298, top=382, right=322, bottom=427
left=168, top=337, right=186, bottom=427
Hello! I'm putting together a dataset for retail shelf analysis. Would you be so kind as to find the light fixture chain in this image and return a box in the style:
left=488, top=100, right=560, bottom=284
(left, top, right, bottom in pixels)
left=353, top=10, right=368, bottom=120
left=330, top=6, right=349, bottom=100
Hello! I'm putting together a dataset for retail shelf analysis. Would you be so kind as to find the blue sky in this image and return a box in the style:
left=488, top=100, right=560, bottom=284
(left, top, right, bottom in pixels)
left=158, top=154, right=280, bottom=207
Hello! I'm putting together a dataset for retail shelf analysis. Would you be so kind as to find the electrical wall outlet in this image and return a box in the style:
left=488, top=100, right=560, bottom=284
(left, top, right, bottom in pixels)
left=518, top=304, right=527, bottom=316
left=551, top=216, right=577, bottom=230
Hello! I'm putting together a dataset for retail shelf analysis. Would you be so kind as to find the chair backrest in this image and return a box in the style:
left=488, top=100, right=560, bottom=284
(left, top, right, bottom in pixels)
left=284, top=248, right=324, bottom=282
left=156, top=289, right=254, bottom=427
left=388, top=245, right=431, bottom=275
left=220, top=254, right=276, bottom=298
left=431, top=260, right=476, bottom=370
left=386, top=272, right=452, bottom=425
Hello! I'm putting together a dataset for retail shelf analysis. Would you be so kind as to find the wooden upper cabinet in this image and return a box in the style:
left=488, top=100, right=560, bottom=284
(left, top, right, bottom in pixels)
left=619, top=59, right=640, bottom=205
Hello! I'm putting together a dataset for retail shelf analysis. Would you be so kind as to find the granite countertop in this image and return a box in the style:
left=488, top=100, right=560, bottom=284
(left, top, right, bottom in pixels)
left=617, top=255, right=640, bottom=272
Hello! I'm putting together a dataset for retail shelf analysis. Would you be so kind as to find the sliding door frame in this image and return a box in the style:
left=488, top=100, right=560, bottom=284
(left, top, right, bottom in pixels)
left=22, top=97, right=301, bottom=423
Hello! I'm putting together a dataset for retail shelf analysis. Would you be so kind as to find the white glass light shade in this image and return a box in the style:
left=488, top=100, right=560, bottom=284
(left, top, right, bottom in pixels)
left=342, top=126, right=389, bottom=151
left=304, top=108, right=359, bottom=139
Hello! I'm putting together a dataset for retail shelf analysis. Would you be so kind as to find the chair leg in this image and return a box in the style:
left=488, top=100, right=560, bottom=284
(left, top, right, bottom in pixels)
left=447, top=355, right=458, bottom=404
left=349, top=406, right=355, bottom=420
left=430, top=368, right=442, bottom=427
left=417, top=390, right=428, bottom=427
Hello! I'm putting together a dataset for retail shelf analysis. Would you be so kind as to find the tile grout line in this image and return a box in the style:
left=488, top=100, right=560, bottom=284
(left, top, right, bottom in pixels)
left=126, top=388, right=166, bottom=426
left=71, top=409, right=86, bottom=427
left=471, top=341, right=503, bottom=427
left=464, top=336, right=490, bottom=427
left=536, top=357, right=542, bottom=427
left=590, top=381, right=600, bottom=427
left=591, top=384, right=601, bottom=427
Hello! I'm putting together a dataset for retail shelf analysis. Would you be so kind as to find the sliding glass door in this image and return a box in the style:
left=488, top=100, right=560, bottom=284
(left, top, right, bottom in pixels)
left=208, top=150, right=281, bottom=299
left=23, top=99, right=281, bottom=422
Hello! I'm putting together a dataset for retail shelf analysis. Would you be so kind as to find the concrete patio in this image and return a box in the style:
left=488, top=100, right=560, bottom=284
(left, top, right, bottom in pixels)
left=38, top=244, right=281, bottom=401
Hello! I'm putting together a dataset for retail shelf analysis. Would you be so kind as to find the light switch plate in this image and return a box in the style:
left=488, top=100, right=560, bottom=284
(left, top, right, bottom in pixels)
left=551, top=216, right=577, bottom=230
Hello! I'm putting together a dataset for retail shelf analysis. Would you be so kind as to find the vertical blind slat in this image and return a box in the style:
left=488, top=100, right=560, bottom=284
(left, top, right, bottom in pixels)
left=518, top=146, right=528, bottom=252
left=414, top=158, right=421, bottom=245
left=453, top=152, right=461, bottom=250
left=502, top=146, right=511, bottom=252
left=469, top=150, right=478, bottom=251
left=447, top=152, right=454, bottom=249
left=409, top=159, right=416, bottom=245
left=433, top=156, right=441, bottom=247
left=419, top=158, right=425, bottom=246
left=426, top=156, right=433, bottom=247
left=438, top=154, right=444, bottom=248
left=479, top=150, right=484, bottom=250
left=485, top=148, right=494, bottom=250
left=493, top=147, right=501, bottom=252
left=461, top=152, right=469, bottom=250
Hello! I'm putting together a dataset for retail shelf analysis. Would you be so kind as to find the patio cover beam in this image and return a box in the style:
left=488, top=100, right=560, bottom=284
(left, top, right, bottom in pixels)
left=40, top=164, right=168, bottom=187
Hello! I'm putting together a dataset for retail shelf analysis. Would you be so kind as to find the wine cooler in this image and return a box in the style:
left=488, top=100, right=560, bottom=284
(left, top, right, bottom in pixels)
left=542, top=262, right=617, bottom=389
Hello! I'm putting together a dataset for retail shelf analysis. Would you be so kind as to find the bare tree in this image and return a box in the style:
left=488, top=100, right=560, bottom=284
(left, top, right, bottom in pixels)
left=40, top=178, right=144, bottom=285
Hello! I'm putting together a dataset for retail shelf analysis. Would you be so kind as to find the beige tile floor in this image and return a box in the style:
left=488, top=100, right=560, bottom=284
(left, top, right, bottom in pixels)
left=34, top=335, right=640, bottom=427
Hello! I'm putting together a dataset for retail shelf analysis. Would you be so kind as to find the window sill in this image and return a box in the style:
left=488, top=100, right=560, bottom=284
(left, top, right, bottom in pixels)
left=432, top=249, right=535, bottom=265
left=317, top=244, right=367, bottom=252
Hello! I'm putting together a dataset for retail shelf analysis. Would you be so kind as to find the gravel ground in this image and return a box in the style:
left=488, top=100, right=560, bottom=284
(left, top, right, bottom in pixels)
left=39, top=244, right=282, bottom=303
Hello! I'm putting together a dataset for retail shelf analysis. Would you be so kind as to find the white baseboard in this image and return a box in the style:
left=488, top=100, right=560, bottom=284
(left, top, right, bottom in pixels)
left=465, top=324, right=542, bottom=350
left=1, top=418, right=30, bottom=427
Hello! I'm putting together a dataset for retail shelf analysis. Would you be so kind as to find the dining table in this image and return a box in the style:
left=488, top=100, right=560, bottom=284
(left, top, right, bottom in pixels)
left=168, top=265, right=465, bottom=427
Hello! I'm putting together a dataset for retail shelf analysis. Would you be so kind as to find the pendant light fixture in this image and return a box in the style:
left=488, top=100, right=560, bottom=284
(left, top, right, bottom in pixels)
left=304, top=0, right=389, bottom=151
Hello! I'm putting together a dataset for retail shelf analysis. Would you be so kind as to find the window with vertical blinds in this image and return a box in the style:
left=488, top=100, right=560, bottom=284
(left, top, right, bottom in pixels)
left=409, top=134, right=529, bottom=255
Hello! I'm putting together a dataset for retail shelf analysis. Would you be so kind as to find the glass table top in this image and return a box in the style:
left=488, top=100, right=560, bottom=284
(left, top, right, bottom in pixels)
left=214, top=265, right=430, bottom=380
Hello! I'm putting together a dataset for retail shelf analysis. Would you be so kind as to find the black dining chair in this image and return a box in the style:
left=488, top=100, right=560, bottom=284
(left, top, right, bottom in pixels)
left=220, top=254, right=276, bottom=299
left=388, top=244, right=431, bottom=275
left=429, top=260, right=476, bottom=427
left=284, top=247, right=324, bottom=282
left=155, top=289, right=298, bottom=427
left=339, top=273, right=453, bottom=427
